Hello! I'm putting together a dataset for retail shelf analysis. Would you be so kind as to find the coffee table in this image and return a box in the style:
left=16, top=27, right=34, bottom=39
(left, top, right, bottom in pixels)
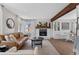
left=31, top=39, right=43, bottom=48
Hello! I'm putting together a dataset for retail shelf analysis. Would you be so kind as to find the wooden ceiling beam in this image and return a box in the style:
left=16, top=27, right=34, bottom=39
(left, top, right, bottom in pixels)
left=51, top=3, right=79, bottom=22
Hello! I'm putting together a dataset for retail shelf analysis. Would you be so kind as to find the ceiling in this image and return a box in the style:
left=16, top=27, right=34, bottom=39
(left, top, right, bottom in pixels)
left=2, top=3, right=69, bottom=20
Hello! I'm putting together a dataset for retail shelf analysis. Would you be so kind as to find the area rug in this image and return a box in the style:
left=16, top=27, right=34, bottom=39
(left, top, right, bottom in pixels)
left=37, top=40, right=60, bottom=55
left=23, top=40, right=60, bottom=55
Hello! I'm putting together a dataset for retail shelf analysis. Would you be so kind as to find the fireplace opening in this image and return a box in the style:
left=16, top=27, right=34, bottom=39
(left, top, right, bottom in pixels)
left=39, top=29, right=47, bottom=36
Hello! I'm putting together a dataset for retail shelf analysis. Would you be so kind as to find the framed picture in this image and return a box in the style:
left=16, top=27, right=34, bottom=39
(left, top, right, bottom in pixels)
left=54, top=22, right=60, bottom=31
left=61, top=22, right=69, bottom=30
left=6, top=18, right=15, bottom=29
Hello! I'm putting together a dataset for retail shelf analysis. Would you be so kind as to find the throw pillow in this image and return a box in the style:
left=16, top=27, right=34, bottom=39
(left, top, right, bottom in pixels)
left=9, top=34, right=19, bottom=44
left=5, top=35, right=11, bottom=42
left=6, top=47, right=17, bottom=53
left=9, top=34, right=16, bottom=42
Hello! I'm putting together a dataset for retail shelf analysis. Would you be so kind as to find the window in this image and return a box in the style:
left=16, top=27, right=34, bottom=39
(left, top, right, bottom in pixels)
left=61, top=22, right=69, bottom=30
left=54, top=22, right=60, bottom=31
left=25, top=25, right=29, bottom=32
left=25, top=24, right=30, bottom=32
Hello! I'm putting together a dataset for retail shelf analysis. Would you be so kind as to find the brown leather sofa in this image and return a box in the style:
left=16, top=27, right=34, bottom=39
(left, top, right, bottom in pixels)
left=0, top=32, right=28, bottom=49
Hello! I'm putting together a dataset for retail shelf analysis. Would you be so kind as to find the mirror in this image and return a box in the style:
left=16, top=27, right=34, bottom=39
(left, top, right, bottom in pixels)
left=6, top=18, right=15, bottom=29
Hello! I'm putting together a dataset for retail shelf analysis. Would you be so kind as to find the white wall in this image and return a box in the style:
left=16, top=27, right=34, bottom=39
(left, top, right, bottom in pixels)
left=2, top=6, right=17, bottom=34
left=76, top=5, right=79, bottom=36
left=52, top=9, right=77, bottom=39
left=0, top=5, right=3, bottom=34
left=0, top=5, right=22, bottom=34
left=74, top=5, right=79, bottom=55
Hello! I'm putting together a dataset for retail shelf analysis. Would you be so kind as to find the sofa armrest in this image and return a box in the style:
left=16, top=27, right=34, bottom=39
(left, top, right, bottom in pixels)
left=18, top=37, right=28, bottom=45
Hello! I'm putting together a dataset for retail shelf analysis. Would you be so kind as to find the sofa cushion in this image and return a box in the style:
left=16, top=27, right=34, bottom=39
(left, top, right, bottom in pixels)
left=11, top=32, right=24, bottom=41
left=9, top=34, right=22, bottom=45
left=12, top=33, right=20, bottom=39
left=9, top=34, right=17, bottom=42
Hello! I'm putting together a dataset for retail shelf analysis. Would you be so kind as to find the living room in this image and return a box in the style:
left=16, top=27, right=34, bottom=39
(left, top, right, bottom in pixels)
left=0, top=3, right=79, bottom=55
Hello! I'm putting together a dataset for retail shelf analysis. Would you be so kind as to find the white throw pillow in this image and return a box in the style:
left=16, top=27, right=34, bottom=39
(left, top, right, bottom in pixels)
left=5, top=35, right=11, bottom=42
left=9, top=35, right=16, bottom=42
left=9, top=35, right=20, bottom=44
left=6, top=47, right=17, bottom=53
left=34, top=47, right=39, bottom=55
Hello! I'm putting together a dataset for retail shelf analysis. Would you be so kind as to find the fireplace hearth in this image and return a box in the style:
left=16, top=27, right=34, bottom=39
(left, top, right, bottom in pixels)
left=39, top=29, right=47, bottom=36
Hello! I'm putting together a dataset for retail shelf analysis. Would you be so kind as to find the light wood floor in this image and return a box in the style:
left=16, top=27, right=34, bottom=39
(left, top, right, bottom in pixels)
left=49, top=39, right=74, bottom=55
